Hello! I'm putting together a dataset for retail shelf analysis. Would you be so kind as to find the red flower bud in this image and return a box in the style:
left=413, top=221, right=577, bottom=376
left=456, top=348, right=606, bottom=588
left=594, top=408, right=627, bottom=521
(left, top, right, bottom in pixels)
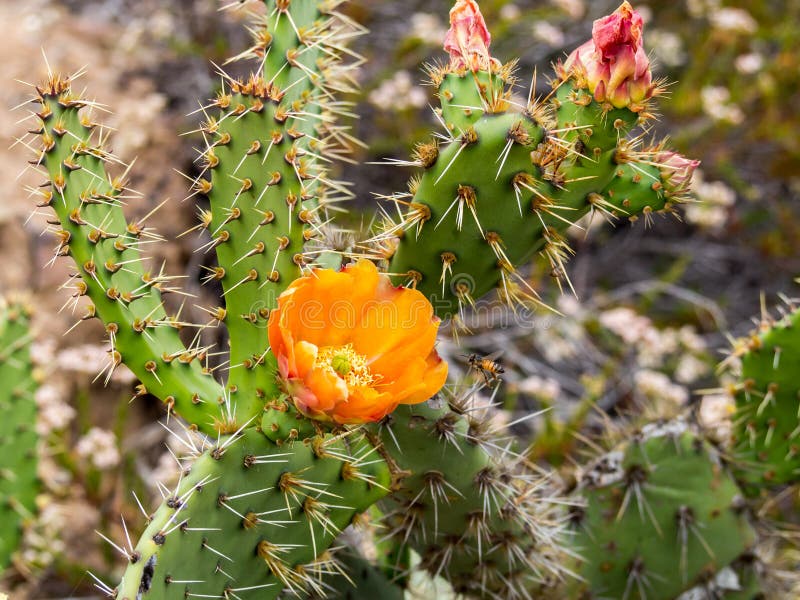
left=564, top=2, right=654, bottom=109
left=657, top=151, right=700, bottom=191
left=444, top=0, right=498, bottom=72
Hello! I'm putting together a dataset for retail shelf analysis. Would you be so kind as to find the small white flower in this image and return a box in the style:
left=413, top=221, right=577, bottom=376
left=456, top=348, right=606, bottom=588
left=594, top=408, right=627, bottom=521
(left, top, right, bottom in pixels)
left=517, top=375, right=561, bottom=401
left=700, top=86, right=744, bottom=124
left=409, top=12, right=447, bottom=42
left=679, top=325, right=707, bottom=352
left=76, top=428, right=120, bottom=470
left=368, top=71, right=428, bottom=111
left=698, top=393, right=735, bottom=441
left=56, top=344, right=137, bottom=383
left=35, top=384, right=75, bottom=435
left=599, top=307, right=653, bottom=346
left=684, top=204, right=728, bottom=230
left=710, top=8, right=758, bottom=34
left=635, top=370, right=689, bottom=407
left=500, top=4, right=522, bottom=21
left=686, top=0, right=721, bottom=19
left=532, top=22, right=565, bottom=48
left=685, top=169, right=736, bottom=230
left=648, top=30, right=686, bottom=67
left=735, top=52, right=764, bottom=74
left=675, top=354, right=709, bottom=384
left=551, top=0, right=585, bottom=19
left=556, top=294, right=583, bottom=318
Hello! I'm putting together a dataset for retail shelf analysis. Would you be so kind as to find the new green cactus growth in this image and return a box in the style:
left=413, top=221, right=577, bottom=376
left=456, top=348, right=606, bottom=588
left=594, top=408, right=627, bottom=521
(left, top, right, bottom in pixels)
left=566, top=420, right=759, bottom=600
left=0, top=297, right=39, bottom=574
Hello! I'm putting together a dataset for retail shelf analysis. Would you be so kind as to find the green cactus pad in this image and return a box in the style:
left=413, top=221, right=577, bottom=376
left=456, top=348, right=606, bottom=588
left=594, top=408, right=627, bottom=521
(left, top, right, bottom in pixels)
left=116, top=428, right=390, bottom=599
left=311, top=550, right=405, bottom=600
left=202, top=77, right=318, bottom=421
left=385, top=112, right=547, bottom=315
left=32, top=77, right=226, bottom=435
left=730, top=303, right=800, bottom=493
left=0, top=298, right=39, bottom=573
left=384, top=75, right=677, bottom=321
left=199, top=0, right=361, bottom=425
left=568, top=420, right=758, bottom=600
left=371, top=397, right=565, bottom=599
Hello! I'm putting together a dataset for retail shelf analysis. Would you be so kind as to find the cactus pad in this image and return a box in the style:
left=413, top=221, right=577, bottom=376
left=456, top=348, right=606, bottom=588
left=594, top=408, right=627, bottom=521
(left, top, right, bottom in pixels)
left=117, top=428, right=390, bottom=599
left=372, top=396, right=566, bottom=599
left=568, top=420, right=758, bottom=599
left=0, top=298, right=39, bottom=574
left=729, top=302, right=800, bottom=493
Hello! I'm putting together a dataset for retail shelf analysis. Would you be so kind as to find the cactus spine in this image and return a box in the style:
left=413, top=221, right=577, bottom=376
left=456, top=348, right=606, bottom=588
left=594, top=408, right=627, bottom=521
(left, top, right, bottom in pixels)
left=0, top=297, right=39, bottom=574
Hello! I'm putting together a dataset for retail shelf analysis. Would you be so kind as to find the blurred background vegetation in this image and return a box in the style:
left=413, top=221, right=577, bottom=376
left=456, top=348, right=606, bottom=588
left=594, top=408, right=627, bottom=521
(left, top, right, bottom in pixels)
left=1, top=0, right=799, bottom=596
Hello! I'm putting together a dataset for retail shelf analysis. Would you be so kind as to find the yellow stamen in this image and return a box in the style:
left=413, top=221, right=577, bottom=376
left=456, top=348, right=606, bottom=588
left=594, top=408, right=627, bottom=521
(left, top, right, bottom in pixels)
left=316, top=344, right=377, bottom=387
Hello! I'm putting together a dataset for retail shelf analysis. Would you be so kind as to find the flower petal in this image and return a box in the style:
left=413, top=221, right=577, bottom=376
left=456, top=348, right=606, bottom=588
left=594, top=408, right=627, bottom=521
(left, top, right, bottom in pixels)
left=332, top=386, right=396, bottom=424
left=304, top=366, right=349, bottom=413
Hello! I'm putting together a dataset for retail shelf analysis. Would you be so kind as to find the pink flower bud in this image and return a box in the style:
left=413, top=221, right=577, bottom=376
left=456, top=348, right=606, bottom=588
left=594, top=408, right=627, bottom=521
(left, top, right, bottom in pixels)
left=444, top=0, right=497, bottom=72
left=564, top=2, right=654, bottom=109
left=658, top=151, right=700, bottom=191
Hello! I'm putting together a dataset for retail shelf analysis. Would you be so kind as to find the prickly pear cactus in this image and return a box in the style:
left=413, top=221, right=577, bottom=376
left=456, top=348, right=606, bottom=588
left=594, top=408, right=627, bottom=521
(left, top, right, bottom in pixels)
left=727, top=300, right=800, bottom=494
left=567, top=420, right=759, bottom=599
left=0, top=297, right=39, bottom=574
left=116, top=428, right=390, bottom=599
left=312, top=550, right=405, bottom=600
left=15, top=0, right=707, bottom=598
left=379, top=1, right=694, bottom=321
left=372, top=397, right=565, bottom=599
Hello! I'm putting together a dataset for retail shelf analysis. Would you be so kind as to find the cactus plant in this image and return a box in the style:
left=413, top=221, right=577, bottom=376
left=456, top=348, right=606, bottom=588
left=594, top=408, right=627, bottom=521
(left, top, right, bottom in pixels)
left=371, top=395, right=567, bottom=599
left=116, top=428, right=390, bottom=599
left=0, top=297, right=39, bottom=575
left=13, top=1, right=715, bottom=598
left=379, top=1, right=693, bottom=322
left=565, top=419, right=759, bottom=599
left=726, top=299, right=800, bottom=495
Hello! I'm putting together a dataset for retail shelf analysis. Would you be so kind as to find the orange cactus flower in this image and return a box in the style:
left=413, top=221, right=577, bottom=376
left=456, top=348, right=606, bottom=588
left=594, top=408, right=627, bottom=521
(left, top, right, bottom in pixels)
left=267, top=260, right=448, bottom=424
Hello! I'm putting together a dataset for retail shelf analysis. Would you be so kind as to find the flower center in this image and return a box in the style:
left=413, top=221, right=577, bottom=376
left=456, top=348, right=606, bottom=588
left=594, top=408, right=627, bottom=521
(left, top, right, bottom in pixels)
left=316, top=344, right=377, bottom=387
